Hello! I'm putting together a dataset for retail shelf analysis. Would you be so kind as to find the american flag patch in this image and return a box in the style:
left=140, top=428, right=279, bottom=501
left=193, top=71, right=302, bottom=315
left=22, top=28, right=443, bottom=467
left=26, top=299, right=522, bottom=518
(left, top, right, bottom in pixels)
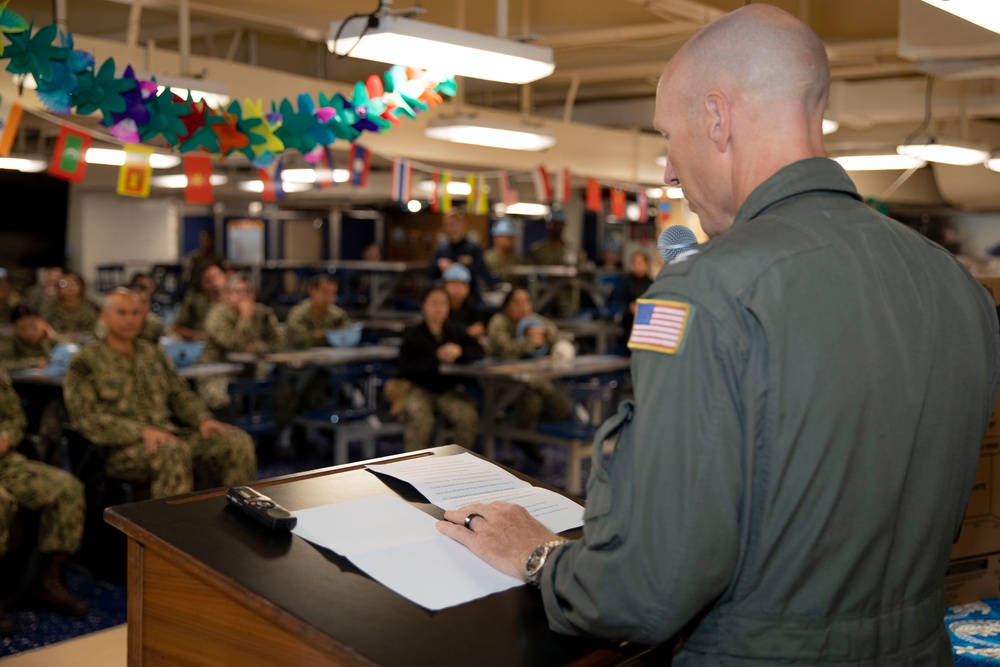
left=628, top=299, right=692, bottom=354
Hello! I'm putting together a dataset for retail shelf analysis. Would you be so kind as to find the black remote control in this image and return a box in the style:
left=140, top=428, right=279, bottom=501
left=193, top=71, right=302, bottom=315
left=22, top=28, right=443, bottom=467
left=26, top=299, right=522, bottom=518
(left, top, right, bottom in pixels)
left=226, top=486, right=297, bottom=531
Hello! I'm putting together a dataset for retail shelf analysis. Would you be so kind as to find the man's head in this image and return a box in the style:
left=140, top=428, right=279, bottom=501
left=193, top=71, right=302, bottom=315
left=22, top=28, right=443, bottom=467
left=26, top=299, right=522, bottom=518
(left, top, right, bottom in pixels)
left=630, top=251, right=651, bottom=278
left=442, top=264, right=471, bottom=308
left=309, top=275, right=339, bottom=309
left=58, top=272, right=84, bottom=301
left=101, top=289, right=143, bottom=343
left=198, top=229, right=215, bottom=253
left=12, top=305, right=46, bottom=346
left=362, top=244, right=381, bottom=262
left=129, top=285, right=152, bottom=317
left=442, top=211, right=468, bottom=244
left=502, top=288, right=534, bottom=324
left=42, top=267, right=63, bottom=288
left=129, top=272, right=155, bottom=295
left=546, top=212, right=566, bottom=242
left=492, top=218, right=515, bottom=253
left=654, top=5, right=829, bottom=237
left=224, top=273, right=256, bottom=309
left=199, top=263, right=227, bottom=298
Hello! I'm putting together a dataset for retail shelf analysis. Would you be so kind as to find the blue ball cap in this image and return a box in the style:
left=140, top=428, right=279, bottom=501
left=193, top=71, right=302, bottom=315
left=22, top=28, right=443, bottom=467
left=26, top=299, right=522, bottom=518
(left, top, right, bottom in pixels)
left=442, top=263, right=471, bottom=283
left=491, top=218, right=515, bottom=237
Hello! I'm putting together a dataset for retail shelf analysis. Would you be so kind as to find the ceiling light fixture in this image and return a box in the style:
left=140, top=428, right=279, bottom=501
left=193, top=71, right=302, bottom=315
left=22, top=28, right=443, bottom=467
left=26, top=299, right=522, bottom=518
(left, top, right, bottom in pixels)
left=85, top=147, right=181, bottom=169
left=151, top=174, right=229, bottom=188
left=425, top=117, right=556, bottom=151
left=281, top=168, right=351, bottom=184
left=665, top=187, right=685, bottom=200
left=834, top=154, right=928, bottom=171
left=237, top=180, right=313, bottom=194
left=150, top=74, right=230, bottom=108
left=327, top=13, right=554, bottom=85
left=416, top=179, right=474, bottom=196
left=918, top=0, right=1000, bottom=35
left=500, top=202, right=551, bottom=216
left=986, top=151, right=1000, bottom=173
left=0, top=157, right=47, bottom=172
left=822, top=119, right=840, bottom=135
left=896, top=138, right=991, bottom=166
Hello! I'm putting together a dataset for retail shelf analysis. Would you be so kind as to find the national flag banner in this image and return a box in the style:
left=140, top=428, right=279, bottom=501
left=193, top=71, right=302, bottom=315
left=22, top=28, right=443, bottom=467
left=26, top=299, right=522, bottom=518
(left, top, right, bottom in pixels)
left=440, top=171, right=452, bottom=213
left=315, top=146, right=335, bottom=189
left=49, top=124, right=92, bottom=183
left=610, top=188, right=627, bottom=218
left=628, top=299, right=692, bottom=355
left=117, top=145, right=153, bottom=198
left=349, top=143, right=371, bottom=188
left=586, top=178, right=602, bottom=212
left=184, top=154, right=214, bottom=204
left=430, top=170, right=440, bottom=212
left=532, top=166, right=552, bottom=202
left=473, top=173, right=489, bottom=215
left=554, top=168, right=571, bottom=203
left=391, top=158, right=412, bottom=202
left=636, top=189, right=649, bottom=223
left=257, top=158, right=285, bottom=202
left=659, top=198, right=673, bottom=223
left=498, top=171, right=518, bottom=207
left=0, top=97, right=24, bottom=157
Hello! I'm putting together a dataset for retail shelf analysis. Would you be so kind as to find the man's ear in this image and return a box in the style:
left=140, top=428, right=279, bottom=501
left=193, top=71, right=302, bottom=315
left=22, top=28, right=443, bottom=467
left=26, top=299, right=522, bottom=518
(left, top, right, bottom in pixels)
left=704, top=90, right=731, bottom=153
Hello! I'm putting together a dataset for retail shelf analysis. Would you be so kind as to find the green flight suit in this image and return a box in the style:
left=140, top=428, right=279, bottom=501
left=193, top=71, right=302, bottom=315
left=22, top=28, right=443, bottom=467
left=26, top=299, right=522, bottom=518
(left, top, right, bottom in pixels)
left=0, top=369, right=84, bottom=557
left=64, top=340, right=256, bottom=499
left=284, top=299, right=352, bottom=349
left=198, top=302, right=283, bottom=410
left=539, top=159, right=1000, bottom=665
left=486, top=312, right=570, bottom=429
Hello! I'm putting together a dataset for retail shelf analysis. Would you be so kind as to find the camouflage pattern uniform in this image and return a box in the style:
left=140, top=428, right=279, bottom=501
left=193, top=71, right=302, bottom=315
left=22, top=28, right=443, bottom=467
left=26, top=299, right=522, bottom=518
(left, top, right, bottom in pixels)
left=486, top=312, right=571, bottom=429
left=42, top=300, right=99, bottom=335
left=24, top=284, right=57, bottom=315
left=0, top=294, right=21, bottom=325
left=484, top=248, right=519, bottom=276
left=0, top=369, right=84, bottom=557
left=198, top=302, right=283, bottom=410
left=173, top=290, right=217, bottom=334
left=284, top=299, right=352, bottom=349
left=0, top=335, right=57, bottom=372
left=64, top=339, right=256, bottom=498
left=95, top=313, right=168, bottom=343
left=401, top=385, right=478, bottom=452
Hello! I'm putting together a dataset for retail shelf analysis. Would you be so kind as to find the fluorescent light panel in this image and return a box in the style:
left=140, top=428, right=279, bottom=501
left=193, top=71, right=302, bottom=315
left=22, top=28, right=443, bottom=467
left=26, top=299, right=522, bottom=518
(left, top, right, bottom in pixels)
left=151, top=174, right=229, bottom=188
left=237, top=180, right=313, bottom=193
left=281, top=168, right=350, bottom=184
left=85, top=148, right=181, bottom=169
left=897, top=139, right=990, bottom=166
left=425, top=117, right=556, bottom=151
left=822, top=119, right=840, bottom=135
left=0, top=157, right=47, bottom=172
left=327, top=15, right=554, bottom=85
left=499, top=202, right=550, bottom=216
left=918, top=0, right=1000, bottom=35
left=987, top=155, right=1000, bottom=173
left=416, top=179, right=474, bottom=196
left=834, top=154, right=927, bottom=171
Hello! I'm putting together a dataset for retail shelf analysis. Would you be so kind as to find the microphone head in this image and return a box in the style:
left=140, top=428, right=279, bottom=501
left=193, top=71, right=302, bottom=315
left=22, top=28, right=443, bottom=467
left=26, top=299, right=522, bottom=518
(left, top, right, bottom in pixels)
left=657, top=225, right=698, bottom=262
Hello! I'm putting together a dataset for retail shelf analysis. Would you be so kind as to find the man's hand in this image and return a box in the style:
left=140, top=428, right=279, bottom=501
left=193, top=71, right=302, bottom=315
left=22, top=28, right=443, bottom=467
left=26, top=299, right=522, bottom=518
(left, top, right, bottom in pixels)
left=436, top=342, right=463, bottom=364
left=0, top=436, right=11, bottom=457
left=141, top=426, right=176, bottom=456
left=437, top=258, right=454, bottom=274
left=467, top=322, right=486, bottom=339
left=526, top=326, right=548, bottom=348
left=237, top=298, right=255, bottom=320
left=199, top=419, right=235, bottom=439
left=36, top=356, right=49, bottom=368
left=436, top=502, right=561, bottom=580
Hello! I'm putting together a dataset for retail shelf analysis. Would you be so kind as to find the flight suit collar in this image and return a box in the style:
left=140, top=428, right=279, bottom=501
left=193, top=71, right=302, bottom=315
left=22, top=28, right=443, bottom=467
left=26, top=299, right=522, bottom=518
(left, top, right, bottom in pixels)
left=732, top=157, right=863, bottom=229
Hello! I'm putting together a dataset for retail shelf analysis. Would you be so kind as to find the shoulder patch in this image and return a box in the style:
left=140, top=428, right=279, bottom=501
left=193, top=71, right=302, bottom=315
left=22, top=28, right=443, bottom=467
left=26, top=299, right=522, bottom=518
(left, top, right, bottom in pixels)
left=628, top=299, right=692, bottom=355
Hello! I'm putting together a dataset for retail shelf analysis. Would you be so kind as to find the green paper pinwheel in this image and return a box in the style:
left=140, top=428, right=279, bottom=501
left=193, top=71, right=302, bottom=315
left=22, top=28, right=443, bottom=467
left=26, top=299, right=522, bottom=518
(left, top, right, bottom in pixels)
left=224, top=100, right=269, bottom=162
left=35, top=32, right=94, bottom=114
left=241, top=98, right=284, bottom=166
left=140, top=86, right=192, bottom=145
left=273, top=96, right=333, bottom=156
left=384, top=65, right=428, bottom=120
left=71, top=57, right=135, bottom=122
left=4, top=22, right=67, bottom=83
left=0, top=0, right=28, bottom=57
left=179, top=107, right=225, bottom=153
left=317, top=93, right=361, bottom=142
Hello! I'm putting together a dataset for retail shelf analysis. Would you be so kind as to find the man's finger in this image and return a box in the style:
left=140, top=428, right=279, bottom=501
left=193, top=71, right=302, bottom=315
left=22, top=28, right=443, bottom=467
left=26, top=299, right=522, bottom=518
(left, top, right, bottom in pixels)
left=436, top=520, right=477, bottom=547
left=442, top=503, right=489, bottom=526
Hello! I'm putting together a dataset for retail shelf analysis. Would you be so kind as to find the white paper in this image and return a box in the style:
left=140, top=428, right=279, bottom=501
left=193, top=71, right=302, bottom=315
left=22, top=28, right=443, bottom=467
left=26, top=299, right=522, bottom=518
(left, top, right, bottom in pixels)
left=292, top=495, right=522, bottom=610
left=366, top=452, right=584, bottom=533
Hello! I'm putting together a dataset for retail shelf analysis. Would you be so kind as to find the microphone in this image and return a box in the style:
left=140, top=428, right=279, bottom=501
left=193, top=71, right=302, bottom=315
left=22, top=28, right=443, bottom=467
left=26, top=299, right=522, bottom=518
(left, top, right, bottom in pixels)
left=657, top=225, right=698, bottom=262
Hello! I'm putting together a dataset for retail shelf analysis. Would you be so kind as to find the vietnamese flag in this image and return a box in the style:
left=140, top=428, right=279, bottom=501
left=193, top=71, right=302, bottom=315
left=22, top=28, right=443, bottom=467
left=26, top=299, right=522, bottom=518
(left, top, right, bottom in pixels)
left=117, top=145, right=153, bottom=198
left=49, top=124, right=92, bottom=183
left=184, top=154, right=214, bottom=204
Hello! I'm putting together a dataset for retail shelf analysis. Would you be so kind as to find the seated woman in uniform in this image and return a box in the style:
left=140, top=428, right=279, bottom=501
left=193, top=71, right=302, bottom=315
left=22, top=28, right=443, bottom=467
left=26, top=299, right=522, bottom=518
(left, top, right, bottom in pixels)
left=442, top=264, right=488, bottom=339
left=486, top=288, right=572, bottom=461
left=0, top=305, right=59, bottom=372
left=396, top=287, right=484, bottom=452
left=42, top=272, right=98, bottom=336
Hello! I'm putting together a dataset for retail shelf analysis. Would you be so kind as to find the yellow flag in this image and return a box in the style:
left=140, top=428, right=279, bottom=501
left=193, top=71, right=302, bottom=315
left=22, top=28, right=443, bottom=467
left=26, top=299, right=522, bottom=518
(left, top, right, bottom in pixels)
left=441, top=171, right=452, bottom=213
left=117, top=145, right=153, bottom=198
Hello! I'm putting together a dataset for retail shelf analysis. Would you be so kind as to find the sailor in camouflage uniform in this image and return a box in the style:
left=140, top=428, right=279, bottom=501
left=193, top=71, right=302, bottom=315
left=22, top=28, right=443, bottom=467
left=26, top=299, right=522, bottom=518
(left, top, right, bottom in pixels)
left=1, top=367, right=88, bottom=633
left=64, top=289, right=256, bottom=499
left=198, top=273, right=283, bottom=411
left=0, top=305, right=59, bottom=372
left=171, top=262, right=226, bottom=341
left=41, top=272, right=98, bottom=336
left=284, top=276, right=352, bottom=349
left=94, top=284, right=167, bottom=343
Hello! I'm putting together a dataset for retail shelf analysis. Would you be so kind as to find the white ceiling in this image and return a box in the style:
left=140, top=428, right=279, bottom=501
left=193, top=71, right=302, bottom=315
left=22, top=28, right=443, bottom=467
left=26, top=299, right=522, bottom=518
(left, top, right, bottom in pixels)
left=7, top=0, right=1000, bottom=208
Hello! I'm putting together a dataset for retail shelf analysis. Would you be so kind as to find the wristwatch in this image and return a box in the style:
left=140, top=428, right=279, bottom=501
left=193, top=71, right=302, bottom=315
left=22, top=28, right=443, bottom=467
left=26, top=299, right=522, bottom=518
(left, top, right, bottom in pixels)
left=524, top=539, right=568, bottom=587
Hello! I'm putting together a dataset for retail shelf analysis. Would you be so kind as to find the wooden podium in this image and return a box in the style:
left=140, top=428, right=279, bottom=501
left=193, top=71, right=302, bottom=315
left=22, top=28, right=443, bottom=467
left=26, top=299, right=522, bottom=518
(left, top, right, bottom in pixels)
left=105, top=445, right=653, bottom=666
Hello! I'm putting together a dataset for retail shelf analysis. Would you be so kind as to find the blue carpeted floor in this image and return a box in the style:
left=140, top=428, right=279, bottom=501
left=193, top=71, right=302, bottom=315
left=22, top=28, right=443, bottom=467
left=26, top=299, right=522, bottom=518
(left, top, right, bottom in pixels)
left=0, top=435, right=585, bottom=657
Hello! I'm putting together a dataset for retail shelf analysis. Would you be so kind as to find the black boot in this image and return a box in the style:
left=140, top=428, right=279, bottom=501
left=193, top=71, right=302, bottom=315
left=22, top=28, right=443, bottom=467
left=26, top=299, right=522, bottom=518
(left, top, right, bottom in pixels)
left=0, top=602, right=14, bottom=636
left=34, top=554, right=89, bottom=616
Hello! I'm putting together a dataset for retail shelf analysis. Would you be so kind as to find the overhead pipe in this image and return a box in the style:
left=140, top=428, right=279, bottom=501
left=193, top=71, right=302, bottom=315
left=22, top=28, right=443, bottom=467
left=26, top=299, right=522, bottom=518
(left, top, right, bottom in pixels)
left=179, top=0, right=191, bottom=75
left=125, top=0, right=143, bottom=47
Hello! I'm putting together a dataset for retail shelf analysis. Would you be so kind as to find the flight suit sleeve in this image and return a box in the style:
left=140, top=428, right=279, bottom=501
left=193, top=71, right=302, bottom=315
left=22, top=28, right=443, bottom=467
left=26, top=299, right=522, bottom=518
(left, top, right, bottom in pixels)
left=487, top=314, right=537, bottom=359
left=63, top=353, right=149, bottom=446
left=0, top=370, right=27, bottom=446
left=540, top=298, right=748, bottom=645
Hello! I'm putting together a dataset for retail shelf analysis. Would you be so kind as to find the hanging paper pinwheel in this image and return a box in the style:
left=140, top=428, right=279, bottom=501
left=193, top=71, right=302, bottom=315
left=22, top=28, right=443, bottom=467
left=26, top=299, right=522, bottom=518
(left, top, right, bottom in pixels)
left=241, top=98, right=284, bottom=167
left=384, top=65, right=429, bottom=120
left=174, top=94, right=207, bottom=144
left=179, top=107, right=224, bottom=153
left=34, top=33, right=93, bottom=114
left=0, top=1, right=28, bottom=58
left=140, top=87, right=191, bottom=145
left=317, top=93, right=360, bottom=142
left=71, top=57, right=136, bottom=123
left=3, top=22, right=67, bottom=83
left=104, top=65, right=156, bottom=144
left=273, top=95, right=335, bottom=156
left=365, top=74, right=402, bottom=128
left=406, top=68, right=444, bottom=108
